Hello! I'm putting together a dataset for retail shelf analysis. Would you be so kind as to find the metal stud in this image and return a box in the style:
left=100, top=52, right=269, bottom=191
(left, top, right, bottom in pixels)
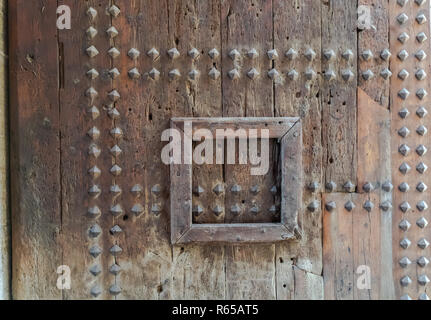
left=416, top=13, right=427, bottom=24
left=417, top=201, right=428, bottom=212
left=418, top=275, right=430, bottom=286
left=169, top=69, right=181, bottom=80
left=416, top=145, right=428, bottom=156
left=213, top=184, right=224, bottom=196
left=89, top=265, right=102, bottom=276
left=308, top=182, right=319, bottom=192
left=229, top=49, right=241, bottom=60
left=108, top=47, right=120, bottom=59
left=228, top=69, right=240, bottom=80
left=247, top=68, right=260, bottom=80
left=417, top=125, right=428, bottom=136
left=89, top=224, right=102, bottom=238
left=167, top=48, right=180, bottom=60
left=397, top=0, right=408, bottom=6
left=399, top=144, right=410, bottom=156
left=417, top=162, right=428, bottom=174
left=362, top=69, right=374, bottom=81
left=398, top=32, right=410, bottom=44
left=85, top=87, right=98, bottom=100
left=325, top=201, right=336, bottom=212
left=343, top=181, right=355, bottom=192
left=109, top=68, right=120, bottom=79
left=398, top=88, right=410, bottom=100
left=108, top=5, right=121, bottom=17
left=287, top=70, right=299, bottom=81
left=399, top=202, right=411, bottom=213
left=415, top=49, right=427, bottom=61
left=270, top=186, right=278, bottom=195
left=416, top=32, right=428, bottom=43
left=89, top=246, right=102, bottom=258
left=382, top=182, right=393, bottom=192
left=417, top=106, right=428, bottom=118
left=361, top=50, right=373, bottom=61
left=151, top=185, right=162, bottom=196
left=417, top=217, right=428, bottom=229
left=323, top=49, right=335, bottom=61
left=399, top=257, right=411, bottom=268
left=304, top=68, right=316, bottom=81
left=110, top=245, right=123, bottom=256
left=380, top=68, right=392, bottom=80
left=416, top=88, right=428, bottom=100
left=88, top=206, right=101, bottom=218
left=415, top=0, right=426, bottom=5
left=189, top=69, right=200, bottom=80
left=250, top=185, right=260, bottom=195
left=324, top=70, right=336, bottom=81
left=344, top=201, right=355, bottom=212
left=193, top=186, right=205, bottom=196
left=110, top=185, right=122, bottom=196
left=128, top=48, right=140, bottom=60
left=380, top=49, right=391, bottom=61
left=267, top=49, right=278, bottom=60
left=230, top=204, right=242, bottom=215
left=87, top=127, right=100, bottom=140
left=86, top=7, right=98, bottom=20
left=398, top=108, right=409, bottom=119
left=418, top=238, right=430, bottom=249
left=397, top=13, right=409, bottom=25
left=110, top=204, right=123, bottom=217
left=400, top=294, right=412, bottom=300
left=90, top=286, right=102, bottom=298
left=398, top=127, right=410, bottom=138
left=152, top=204, right=162, bottom=215
left=131, top=204, right=144, bottom=217
left=147, top=48, right=160, bottom=60
left=397, top=50, right=409, bottom=61
left=326, top=181, right=337, bottom=192
left=208, top=48, right=220, bottom=59
left=110, top=264, right=122, bottom=275
left=363, top=182, right=375, bottom=193
left=213, top=205, right=223, bottom=216
left=110, top=225, right=123, bottom=236
left=398, top=182, right=410, bottom=193
left=307, top=201, right=319, bottom=212
left=269, top=205, right=278, bottom=215
left=304, top=48, right=316, bottom=61
left=86, top=27, right=98, bottom=39
left=341, top=49, right=354, bottom=61
left=380, top=202, right=392, bottom=212
left=285, top=48, right=298, bottom=60
left=149, top=68, right=160, bottom=80
left=110, top=285, right=122, bottom=296
left=399, top=162, right=411, bottom=174
left=418, top=256, right=430, bottom=268
left=110, top=145, right=122, bottom=157
left=341, top=69, right=355, bottom=82
left=247, top=48, right=259, bottom=59
left=108, top=108, right=120, bottom=120
left=231, top=185, right=241, bottom=194
left=88, top=166, right=101, bottom=179
left=110, top=165, right=122, bottom=177
left=188, top=48, right=200, bottom=60
left=400, top=276, right=412, bottom=287
left=106, top=26, right=119, bottom=38
left=363, top=201, right=374, bottom=212
left=86, top=68, right=99, bottom=80
left=110, top=127, right=123, bottom=140
left=193, top=205, right=204, bottom=216
left=400, top=237, right=411, bottom=249
left=397, top=69, right=409, bottom=80
left=128, top=68, right=141, bottom=79
left=208, top=67, right=221, bottom=80
left=268, top=69, right=280, bottom=80
left=250, top=205, right=260, bottom=215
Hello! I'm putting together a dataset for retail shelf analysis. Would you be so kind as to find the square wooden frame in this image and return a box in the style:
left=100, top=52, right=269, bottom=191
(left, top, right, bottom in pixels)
left=170, top=117, right=303, bottom=244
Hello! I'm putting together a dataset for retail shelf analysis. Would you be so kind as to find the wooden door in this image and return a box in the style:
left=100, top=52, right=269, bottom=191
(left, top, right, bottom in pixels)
left=8, top=0, right=431, bottom=300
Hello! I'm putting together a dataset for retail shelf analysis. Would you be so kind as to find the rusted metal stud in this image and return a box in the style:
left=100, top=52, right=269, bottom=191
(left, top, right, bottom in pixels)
left=110, top=285, right=122, bottom=296
left=400, top=294, right=412, bottom=300
left=88, top=106, right=100, bottom=120
left=131, top=184, right=143, bottom=196
left=231, top=185, right=241, bottom=194
left=325, top=201, right=336, bottom=212
left=193, top=186, right=205, bottom=196
left=397, top=50, right=409, bottom=61
left=89, top=245, right=102, bottom=258
left=213, top=206, right=224, bottom=216
left=304, top=48, right=316, bottom=61
left=149, top=68, right=161, bottom=81
left=228, top=69, right=240, bottom=80
left=270, top=186, right=278, bottom=195
left=415, top=0, right=426, bottom=5
left=341, top=69, right=355, bottom=82
left=398, top=69, right=409, bottom=80
left=418, top=275, right=430, bottom=286
left=188, top=48, right=200, bottom=60
left=398, top=108, right=410, bottom=119
left=416, top=88, right=428, bottom=100
left=89, top=265, right=102, bottom=276
left=417, top=182, right=428, bottom=192
left=110, top=145, right=122, bottom=157
left=362, top=69, right=374, bottom=81
left=400, top=202, right=411, bottom=213
left=131, top=203, right=144, bottom=217
left=193, top=205, right=204, bottom=216
left=415, top=49, right=427, bottom=61
left=417, top=106, right=428, bottom=118
left=399, top=144, right=410, bottom=156
left=110, top=245, right=123, bottom=256
left=307, top=201, right=319, bottom=212
left=110, top=264, right=122, bottom=275
left=229, top=49, right=241, bottom=60
left=88, top=206, right=101, bottom=218
left=208, top=67, right=221, bottom=80
left=152, top=204, right=162, bottom=215
left=308, top=182, right=319, bottom=192
left=416, top=13, right=427, bottom=24
left=108, top=90, right=121, bottom=101
left=416, top=32, right=428, bottom=43
left=189, top=69, right=200, bottom=80
left=323, top=49, right=335, bottom=61
left=418, top=256, right=430, bottom=268
left=363, top=201, right=374, bottom=212
left=343, top=181, right=355, bottom=192
left=108, top=47, right=120, bottom=59
left=168, top=69, right=181, bottom=80
left=417, top=201, right=428, bottom=212
left=110, top=204, right=123, bottom=217
left=106, top=26, right=119, bottom=38
left=305, top=68, right=316, bottom=81
left=86, top=87, right=98, bottom=100
left=399, top=162, right=411, bottom=174
left=90, top=286, right=102, bottom=298
left=108, top=5, right=121, bottom=17
left=128, top=48, right=140, bottom=60
left=213, top=184, right=224, bottom=196
left=399, top=257, right=411, bottom=268
left=247, top=68, right=260, bottom=80
left=418, top=238, right=430, bottom=249
left=380, top=201, right=392, bottom=212
left=110, top=165, right=122, bottom=177
left=417, top=217, right=429, bottom=229
left=326, top=181, right=337, bottom=192
left=382, top=182, right=393, bottom=192
left=400, top=276, right=412, bottom=287
left=128, top=68, right=141, bottom=79
left=87, top=68, right=99, bottom=80
left=344, top=201, right=355, bottom=212
left=88, top=166, right=101, bottom=179
left=417, top=162, right=428, bottom=174
left=109, top=68, right=120, bottom=79
left=341, top=49, right=354, bottom=61
left=398, top=127, right=410, bottom=138
left=110, top=225, right=123, bottom=236
left=361, top=50, right=373, bottom=61
left=285, top=48, right=298, bottom=60
left=287, top=69, right=299, bottom=81
left=250, top=205, right=260, bottom=215
left=267, top=49, right=279, bottom=60
left=86, top=27, right=98, bottom=39
left=147, top=48, right=160, bottom=61
left=380, top=49, right=392, bottom=61
left=398, top=32, right=410, bottom=44
left=414, top=144, right=426, bottom=158
left=230, top=204, right=242, bottom=215
left=87, top=127, right=100, bottom=140
left=86, top=7, right=98, bottom=20
left=380, top=68, right=392, bottom=80
left=397, top=0, right=408, bottom=6
left=398, top=182, right=410, bottom=193
left=250, top=185, right=260, bottom=194
left=208, top=48, right=220, bottom=59
left=268, top=69, right=280, bottom=80
left=398, top=88, right=410, bottom=100
left=89, top=224, right=102, bottom=238
left=110, top=185, right=122, bottom=196
left=108, top=108, right=120, bottom=120
left=397, top=13, right=409, bottom=25
left=324, top=70, right=336, bottom=81
left=247, top=48, right=259, bottom=59
left=167, top=48, right=180, bottom=60
left=362, top=182, right=374, bottom=193
left=400, top=238, right=411, bottom=249
left=416, top=125, right=428, bottom=136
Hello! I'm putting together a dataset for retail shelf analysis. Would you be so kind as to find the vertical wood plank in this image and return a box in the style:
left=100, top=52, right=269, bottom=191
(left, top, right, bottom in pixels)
left=294, top=266, right=324, bottom=300
left=9, top=0, right=62, bottom=299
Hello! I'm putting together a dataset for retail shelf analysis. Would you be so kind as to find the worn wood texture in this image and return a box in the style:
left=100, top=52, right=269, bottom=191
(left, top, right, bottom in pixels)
left=9, top=0, right=62, bottom=299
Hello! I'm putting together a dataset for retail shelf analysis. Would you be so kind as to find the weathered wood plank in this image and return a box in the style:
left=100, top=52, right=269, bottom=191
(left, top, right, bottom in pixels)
left=9, top=0, right=62, bottom=299
left=294, top=266, right=324, bottom=300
